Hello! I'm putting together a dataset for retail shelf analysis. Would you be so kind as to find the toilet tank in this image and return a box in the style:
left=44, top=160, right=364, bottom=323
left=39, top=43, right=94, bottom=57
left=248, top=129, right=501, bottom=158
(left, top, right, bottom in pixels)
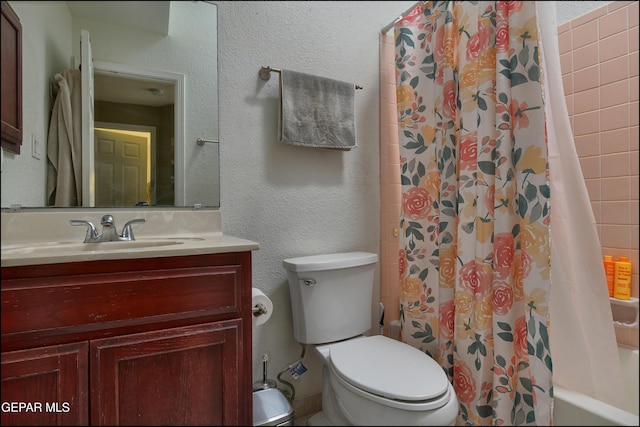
left=283, top=252, right=378, bottom=345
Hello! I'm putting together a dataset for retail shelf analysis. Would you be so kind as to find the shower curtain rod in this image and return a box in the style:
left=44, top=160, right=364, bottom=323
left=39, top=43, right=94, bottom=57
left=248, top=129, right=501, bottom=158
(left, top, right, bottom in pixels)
left=380, top=1, right=423, bottom=34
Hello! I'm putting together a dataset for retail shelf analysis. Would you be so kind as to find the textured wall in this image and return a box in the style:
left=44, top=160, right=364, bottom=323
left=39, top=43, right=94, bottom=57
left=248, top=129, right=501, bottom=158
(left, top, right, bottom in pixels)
left=556, top=1, right=613, bottom=24
left=215, top=0, right=416, bottom=404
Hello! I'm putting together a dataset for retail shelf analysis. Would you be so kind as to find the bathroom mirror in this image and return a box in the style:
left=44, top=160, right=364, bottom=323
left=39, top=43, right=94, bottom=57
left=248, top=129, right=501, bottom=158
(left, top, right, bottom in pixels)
left=1, top=1, right=219, bottom=209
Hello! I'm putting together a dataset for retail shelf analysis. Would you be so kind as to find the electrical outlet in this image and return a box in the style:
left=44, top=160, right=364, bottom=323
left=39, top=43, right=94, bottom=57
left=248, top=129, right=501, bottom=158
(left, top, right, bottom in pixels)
left=31, top=134, right=42, bottom=160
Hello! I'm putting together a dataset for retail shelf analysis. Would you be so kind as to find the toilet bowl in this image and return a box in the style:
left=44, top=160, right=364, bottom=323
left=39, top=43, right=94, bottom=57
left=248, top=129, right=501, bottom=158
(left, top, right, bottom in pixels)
left=283, top=252, right=459, bottom=426
left=311, top=335, right=459, bottom=426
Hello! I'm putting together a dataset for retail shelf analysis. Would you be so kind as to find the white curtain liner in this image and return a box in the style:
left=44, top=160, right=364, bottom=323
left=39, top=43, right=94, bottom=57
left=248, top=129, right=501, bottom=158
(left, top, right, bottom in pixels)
left=537, top=1, right=625, bottom=409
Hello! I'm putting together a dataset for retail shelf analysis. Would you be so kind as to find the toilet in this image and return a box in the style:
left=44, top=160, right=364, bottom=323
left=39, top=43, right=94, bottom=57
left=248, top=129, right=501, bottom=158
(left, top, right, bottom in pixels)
left=283, top=252, right=459, bottom=426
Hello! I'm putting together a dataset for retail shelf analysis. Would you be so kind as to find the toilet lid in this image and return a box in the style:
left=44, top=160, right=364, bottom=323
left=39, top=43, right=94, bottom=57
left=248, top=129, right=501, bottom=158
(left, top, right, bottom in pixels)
left=329, top=335, right=450, bottom=402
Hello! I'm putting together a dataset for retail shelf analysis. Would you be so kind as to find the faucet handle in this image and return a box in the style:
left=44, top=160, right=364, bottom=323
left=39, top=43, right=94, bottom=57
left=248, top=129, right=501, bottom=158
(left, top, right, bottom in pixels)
left=70, top=220, right=100, bottom=243
left=120, top=218, right=146, bottom=241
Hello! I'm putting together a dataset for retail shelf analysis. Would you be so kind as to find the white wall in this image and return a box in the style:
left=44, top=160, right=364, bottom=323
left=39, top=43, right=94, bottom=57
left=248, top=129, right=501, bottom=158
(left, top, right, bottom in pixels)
left=556, top=1, right=613, bottom=24
left=1, top=1, right=71, bottom=207
left=215, top=0, right=416, bottom=401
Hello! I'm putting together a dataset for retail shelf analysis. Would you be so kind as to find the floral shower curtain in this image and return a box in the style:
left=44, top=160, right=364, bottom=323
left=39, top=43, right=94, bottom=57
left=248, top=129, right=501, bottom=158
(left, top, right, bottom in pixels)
left=394, top=2, right=552, bottom=425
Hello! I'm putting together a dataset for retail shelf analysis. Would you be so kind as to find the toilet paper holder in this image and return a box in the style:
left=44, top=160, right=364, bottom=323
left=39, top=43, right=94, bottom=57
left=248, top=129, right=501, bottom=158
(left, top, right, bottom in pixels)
left=251, top=287, right=273, bottom=325
left=253, top=303, right=268, bottom=317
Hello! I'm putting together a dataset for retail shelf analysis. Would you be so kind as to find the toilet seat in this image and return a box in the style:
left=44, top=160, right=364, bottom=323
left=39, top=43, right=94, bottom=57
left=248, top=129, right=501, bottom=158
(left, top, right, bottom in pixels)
left=327, top=335, right=451, bottom=406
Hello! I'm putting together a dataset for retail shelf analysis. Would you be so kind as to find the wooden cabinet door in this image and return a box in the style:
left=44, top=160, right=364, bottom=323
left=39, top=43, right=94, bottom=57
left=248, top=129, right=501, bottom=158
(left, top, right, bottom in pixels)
left=1, top=342, right=89, bottom=426
left=90, top=320, right=247, bottom=426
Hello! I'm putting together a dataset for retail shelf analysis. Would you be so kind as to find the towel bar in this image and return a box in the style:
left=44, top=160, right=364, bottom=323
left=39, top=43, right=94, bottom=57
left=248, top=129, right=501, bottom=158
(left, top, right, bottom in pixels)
left=259, top=66, right=363, bottom=90
left=197, top=138, right=219, bottom=146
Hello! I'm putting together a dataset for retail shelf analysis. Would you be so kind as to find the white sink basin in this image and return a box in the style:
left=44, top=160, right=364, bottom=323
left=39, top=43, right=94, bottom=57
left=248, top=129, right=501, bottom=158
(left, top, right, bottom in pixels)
left=1, top=238, right=205, bottom=256
left=2, top=210, right=260, bottom=267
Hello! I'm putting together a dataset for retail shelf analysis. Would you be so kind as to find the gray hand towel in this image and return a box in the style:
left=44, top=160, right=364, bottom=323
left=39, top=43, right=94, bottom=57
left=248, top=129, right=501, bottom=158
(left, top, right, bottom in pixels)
left=279, top=69, right=357, bottom=150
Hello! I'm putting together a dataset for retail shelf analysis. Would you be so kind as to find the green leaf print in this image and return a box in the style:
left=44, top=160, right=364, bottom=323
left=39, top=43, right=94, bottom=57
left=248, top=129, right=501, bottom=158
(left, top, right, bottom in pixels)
left=510, top=72, right=528, bottom=86
left=478, top=161, right=495, bottom=175
left=498, top=321, right=512, bottom=331
left=518, top=194, right=528, bottom=218
left=519, top=45, right=530, bottom=67
left=497, top=331, right=513, bottom=341
left=509, top=55, right=518, bottom=71
left=525, top=182, right=537, bottom=201
left=477, top=405, right=493, bottom=418
left=417, top=161, right=426, bottom=176
left=528, top=65, right=540, bottom=82
left=477, top=95, right=487, bottom=111
left=530, top=202, right=542, bottom=223
left=538, top=184, right=550, bottom=198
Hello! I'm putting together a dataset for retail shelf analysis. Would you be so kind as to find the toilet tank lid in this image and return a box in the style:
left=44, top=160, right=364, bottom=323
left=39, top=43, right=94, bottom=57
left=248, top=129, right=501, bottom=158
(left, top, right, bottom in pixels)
left=283, top=252, right=378, bottom=272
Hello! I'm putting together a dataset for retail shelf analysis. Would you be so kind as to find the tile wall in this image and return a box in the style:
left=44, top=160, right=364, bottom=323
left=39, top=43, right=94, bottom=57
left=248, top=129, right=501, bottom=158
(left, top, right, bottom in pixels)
left=558, top=0, right=639, bottom=347
left=379, top=32, right=401, bottom=335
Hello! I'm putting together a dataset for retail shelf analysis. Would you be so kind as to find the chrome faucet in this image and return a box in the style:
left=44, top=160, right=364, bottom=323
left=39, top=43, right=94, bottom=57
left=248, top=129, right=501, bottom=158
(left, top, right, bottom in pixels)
left=70, top=215, right=146, bottom=243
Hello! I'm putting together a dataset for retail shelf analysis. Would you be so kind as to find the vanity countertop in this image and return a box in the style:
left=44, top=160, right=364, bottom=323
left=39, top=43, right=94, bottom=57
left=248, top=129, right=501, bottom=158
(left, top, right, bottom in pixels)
left=1, top=209, right=259, bottom=267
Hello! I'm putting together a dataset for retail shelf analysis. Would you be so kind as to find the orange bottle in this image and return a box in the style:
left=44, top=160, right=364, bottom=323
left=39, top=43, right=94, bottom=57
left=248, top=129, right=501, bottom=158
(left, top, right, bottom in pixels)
left=613, top=256, right=632, bottom=300
left=603, top=255, right=616, bottom=297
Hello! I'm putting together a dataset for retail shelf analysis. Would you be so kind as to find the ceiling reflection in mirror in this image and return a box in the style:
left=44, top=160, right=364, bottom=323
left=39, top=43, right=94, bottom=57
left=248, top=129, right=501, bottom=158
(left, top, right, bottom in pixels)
left=1, top=1, right=219, bottom=209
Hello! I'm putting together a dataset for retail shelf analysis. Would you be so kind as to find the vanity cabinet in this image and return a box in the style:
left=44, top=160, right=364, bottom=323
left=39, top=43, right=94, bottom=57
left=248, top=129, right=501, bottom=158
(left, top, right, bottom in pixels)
left=1, top=342, right=89, bottom=425
left=1, top=252, right=253, bottom=426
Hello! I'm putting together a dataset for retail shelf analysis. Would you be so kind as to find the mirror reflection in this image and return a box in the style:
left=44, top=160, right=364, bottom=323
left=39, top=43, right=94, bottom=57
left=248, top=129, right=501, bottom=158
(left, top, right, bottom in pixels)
left=1, top=0, right=219, bottom=209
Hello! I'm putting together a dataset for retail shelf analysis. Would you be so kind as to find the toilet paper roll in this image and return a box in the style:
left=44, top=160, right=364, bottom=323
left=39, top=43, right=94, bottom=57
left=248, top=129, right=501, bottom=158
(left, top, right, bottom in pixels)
left=252, top=288, right=273, bottom=326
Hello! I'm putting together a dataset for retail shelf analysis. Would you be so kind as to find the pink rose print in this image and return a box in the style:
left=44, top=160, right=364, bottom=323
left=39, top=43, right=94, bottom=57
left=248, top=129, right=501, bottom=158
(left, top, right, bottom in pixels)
left=494, top=233, right=515, bottom=280
left=439, top=299, right=455, bottom=340
left=454, top=359, right=477, bottom=404
left=403, top=187, right=433, bottom=219
left=442, top=80, right=457, bottom=120
left=493, top=283, right=514, bottom=316
left=460, top=260, right=492, bottom=297
left=514, top=315, right=529, bottom=359
left=459, top=132, right=478, bottom=171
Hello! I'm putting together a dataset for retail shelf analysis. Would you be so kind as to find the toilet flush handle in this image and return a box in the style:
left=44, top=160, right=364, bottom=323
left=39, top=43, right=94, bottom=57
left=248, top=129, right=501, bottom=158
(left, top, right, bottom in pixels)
left=302, top=279, right=316, bottom=287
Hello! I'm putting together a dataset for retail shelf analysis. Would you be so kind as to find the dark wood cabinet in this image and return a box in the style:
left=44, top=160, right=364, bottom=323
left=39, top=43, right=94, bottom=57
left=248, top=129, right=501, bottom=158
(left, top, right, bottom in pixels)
left=91, top=321, right=242, bottom=426
left=1, top=0, right=23, bottom=154
left=1, top=252, right=253, bottom=426
left=1, top=342, right=89, bottom=426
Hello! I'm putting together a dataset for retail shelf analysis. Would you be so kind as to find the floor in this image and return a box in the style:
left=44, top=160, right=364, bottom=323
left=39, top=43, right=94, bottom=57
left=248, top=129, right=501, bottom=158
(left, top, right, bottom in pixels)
left=293, top=413, right=312, bottom=426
